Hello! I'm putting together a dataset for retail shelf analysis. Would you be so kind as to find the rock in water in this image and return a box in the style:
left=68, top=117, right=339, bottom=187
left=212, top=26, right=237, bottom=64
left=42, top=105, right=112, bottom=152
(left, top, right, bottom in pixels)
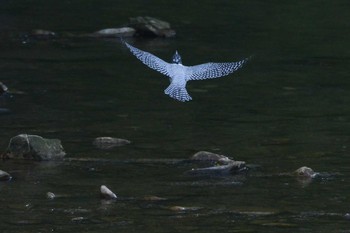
left=46, top=192, right=56, bottom=200
left=190, top=151, right=231, bottom=162
left=190, top=151, right=234, bottom=165
left=93, top=137, right=131, bottom=150
left=0, top=82, right=8, bottom=96
left=100, top=185, right=117, bottom=199
left=128, top=16, right=176, bottom=37
left=294, top=166, right=318, bottom=178
left=91, top=27, right=136, bottom=38
left=185, top=161, right=246, bottom=176
left=4, top=134, right=66, bottom=161
left=30, top=29, right=57, bottom=40
left=0, top=170, right=12, bottom=181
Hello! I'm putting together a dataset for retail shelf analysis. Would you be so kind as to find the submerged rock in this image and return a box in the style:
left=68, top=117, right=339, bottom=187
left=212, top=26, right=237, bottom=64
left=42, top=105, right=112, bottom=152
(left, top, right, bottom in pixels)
left=143, top=195, right=167, bottom=201
left=128, top=16, right=176, bottom=37
left=4, top=134, right=66, bottom=161
left=100, top=185, right=117, bottom=199
left=93, top=137, right=131, bottom=150
left=186, top=161, right=247, bottom=176
left=28, top=29, right=57, bottom=40
left=91, top=27, right=135, bottom=38
left=168, top=206, right=201, bottom=212
left=0, top=170, right=12, bottom=181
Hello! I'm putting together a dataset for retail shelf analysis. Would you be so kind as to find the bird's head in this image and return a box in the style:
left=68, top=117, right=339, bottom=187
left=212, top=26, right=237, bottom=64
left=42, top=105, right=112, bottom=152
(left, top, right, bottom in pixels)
left=172, top=51, right=182, bottom=64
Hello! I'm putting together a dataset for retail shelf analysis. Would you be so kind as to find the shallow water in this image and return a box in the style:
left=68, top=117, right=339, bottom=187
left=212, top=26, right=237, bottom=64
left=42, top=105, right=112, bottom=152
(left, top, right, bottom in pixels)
left=1, top=1, right=350, bottom=232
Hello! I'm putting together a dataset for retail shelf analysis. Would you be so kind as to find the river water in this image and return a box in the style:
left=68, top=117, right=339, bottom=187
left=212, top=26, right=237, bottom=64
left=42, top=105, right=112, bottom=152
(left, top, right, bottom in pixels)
left=1, top=1, right=350, bottom=232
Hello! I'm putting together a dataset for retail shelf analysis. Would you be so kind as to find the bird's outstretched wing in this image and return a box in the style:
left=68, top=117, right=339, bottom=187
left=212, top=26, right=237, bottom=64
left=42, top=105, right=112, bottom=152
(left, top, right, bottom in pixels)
left=124, top=42, right=171, bottom=77
left=187, top=57, right=249, bottom=81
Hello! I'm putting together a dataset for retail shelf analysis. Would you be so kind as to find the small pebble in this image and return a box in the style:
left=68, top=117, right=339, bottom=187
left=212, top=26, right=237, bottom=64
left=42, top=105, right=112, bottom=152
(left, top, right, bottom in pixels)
left=100, top=185, right=117, bottom=199
left=345, top=213, right=350, bottom=220
left=46, top=192, right=56, bottom=200
left=0, top=170, right=12, bottom=181
left=71, top=217, right=86, bottom=222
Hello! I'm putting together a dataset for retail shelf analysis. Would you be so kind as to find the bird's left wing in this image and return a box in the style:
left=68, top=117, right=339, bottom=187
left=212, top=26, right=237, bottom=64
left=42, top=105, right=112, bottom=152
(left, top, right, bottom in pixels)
left=187, top=57, right=249, bottom=81
left=124, top=42, right=171, bottom=77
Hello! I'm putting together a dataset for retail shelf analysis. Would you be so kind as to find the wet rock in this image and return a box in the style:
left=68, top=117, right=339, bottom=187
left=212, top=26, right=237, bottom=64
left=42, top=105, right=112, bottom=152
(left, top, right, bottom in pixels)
left=185, top=161, right=246, bottom=176
left=344, top=213, right=350, bottom=220
left=91, top=27, right=135, bottom=38
left=100, top=185, right=117, bottom=199
left=0, top=81, right=8, bottom=96
left=128, top=16, right=176, bottom=38
left=46, top=192, right=56, bottom=200
left=190, top=151, right=233, bottom=165
left=4, top=134, right=66, bottom=161
left=0, top=81, right=11, bottom=113
left=29, top=29, right=57, bottom=40
left=294, top=166, right=318, bottom=179
left=0, top=170, right=12, bottom=181
left=143, top=195, right=167, bottom=201
left=168, top=206, right=201, bottom=212
left=93, top=137, right=131, bottom=150
left=71, top=217, right=88, bottom=222
left=168, top=206, right=187, bottom=211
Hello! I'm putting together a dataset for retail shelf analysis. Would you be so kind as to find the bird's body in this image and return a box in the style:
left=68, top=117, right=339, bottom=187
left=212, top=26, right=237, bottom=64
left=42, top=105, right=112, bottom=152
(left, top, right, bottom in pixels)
left=123, top=41, right=249, bottom=102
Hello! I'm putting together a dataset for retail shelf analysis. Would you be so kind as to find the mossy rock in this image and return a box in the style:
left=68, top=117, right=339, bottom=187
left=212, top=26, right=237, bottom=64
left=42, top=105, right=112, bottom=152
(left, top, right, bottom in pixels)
left=5, top=134, right=66, bottom=161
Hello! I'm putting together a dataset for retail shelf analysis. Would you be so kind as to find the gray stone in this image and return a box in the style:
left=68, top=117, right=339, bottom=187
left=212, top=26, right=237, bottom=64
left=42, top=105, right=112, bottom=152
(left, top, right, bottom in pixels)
left=100, top=185, right=117, bottom=199
left=190, top=151, right=233, bottom=165
left=0, top=170, right=12, bottom=181
left=5, top=134, right=66, bottom=161
left=93, top=137, right=130, bottom=150
left=128, top=16, right=176, bottom=37
left=0, top=82, right=8, bottom=96
left=294, top=166, right=318, bottom=179
left=185, top=161, right=247, bottom=176
left=30, top=29, right=57, bottom=39
left=91, top=27, right=136, bottom=38
left=46, top=192, right=56, bottom=200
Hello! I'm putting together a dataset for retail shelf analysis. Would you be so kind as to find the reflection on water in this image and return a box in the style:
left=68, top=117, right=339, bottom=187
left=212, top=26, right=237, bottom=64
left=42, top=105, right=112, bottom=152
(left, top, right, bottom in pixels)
left=1, top=0, right=350, bottom=232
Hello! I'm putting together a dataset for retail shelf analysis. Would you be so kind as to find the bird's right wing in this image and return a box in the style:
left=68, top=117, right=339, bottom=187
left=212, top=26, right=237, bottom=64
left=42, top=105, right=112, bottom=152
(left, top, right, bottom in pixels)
left=187, top=58, right=249, bottom=81
left=124, top=42, right=171, bottom=77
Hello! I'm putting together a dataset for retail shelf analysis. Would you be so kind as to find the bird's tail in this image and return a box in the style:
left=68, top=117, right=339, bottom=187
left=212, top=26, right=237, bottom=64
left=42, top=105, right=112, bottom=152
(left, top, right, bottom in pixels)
left=164, top=84, right=192, bottom=102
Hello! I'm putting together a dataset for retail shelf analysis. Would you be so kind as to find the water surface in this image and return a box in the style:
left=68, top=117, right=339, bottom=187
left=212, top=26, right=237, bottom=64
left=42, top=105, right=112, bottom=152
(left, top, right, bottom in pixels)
left=1, top=1, right=350, bottom=232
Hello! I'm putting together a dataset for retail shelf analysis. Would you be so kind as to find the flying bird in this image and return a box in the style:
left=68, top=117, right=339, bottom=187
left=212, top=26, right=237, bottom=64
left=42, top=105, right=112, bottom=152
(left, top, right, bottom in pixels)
left=123, top=41, right=249, bottom=102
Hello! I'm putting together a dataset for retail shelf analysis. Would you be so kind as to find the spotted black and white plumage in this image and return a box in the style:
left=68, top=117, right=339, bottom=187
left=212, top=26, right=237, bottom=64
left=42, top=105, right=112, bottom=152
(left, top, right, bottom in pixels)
left=124, top=41, right=249, bottom=102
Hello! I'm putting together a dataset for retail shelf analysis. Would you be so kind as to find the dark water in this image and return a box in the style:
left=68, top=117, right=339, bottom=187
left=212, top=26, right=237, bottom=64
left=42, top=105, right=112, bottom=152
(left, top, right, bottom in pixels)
left=1, top=1, right=350, bottom=232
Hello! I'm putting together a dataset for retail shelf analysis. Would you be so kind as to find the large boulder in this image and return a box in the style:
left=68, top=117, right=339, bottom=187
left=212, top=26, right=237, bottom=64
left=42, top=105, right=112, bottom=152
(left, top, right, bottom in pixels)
left=128, top=16, right=176, bottom=38
left=4, top=134, right=66, bottom=161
